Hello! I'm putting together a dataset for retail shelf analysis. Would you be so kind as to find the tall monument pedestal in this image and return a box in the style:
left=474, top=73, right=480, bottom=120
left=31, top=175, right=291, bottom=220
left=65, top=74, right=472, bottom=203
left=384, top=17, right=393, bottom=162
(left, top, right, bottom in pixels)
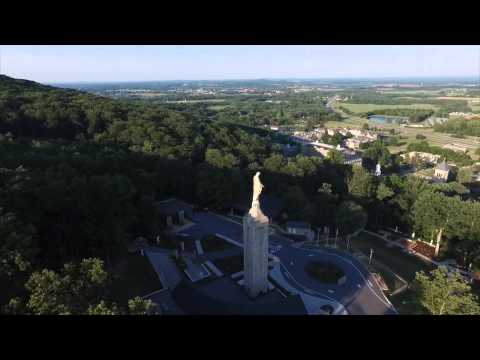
left=243, top=212, right=269, bottom=298
left=243, top=171, right=270, bottom=299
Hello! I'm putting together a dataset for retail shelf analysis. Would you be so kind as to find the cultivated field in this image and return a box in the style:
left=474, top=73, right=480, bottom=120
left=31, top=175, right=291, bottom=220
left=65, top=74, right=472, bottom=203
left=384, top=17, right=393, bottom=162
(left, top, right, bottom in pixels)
left=166, top=99, right=227, bottom=104
left=436, top=96, right=480, bottom=101
left=327, top=101, right=480, bottom=157
left=208, top=105, right=231, bottom=111
left=471, top=104, right=480, bottom=113
left=340, top=103, right=438, bottom=113
left=389, top=127, right=480, bottom=155
left=376, top=90, right=442, bottom=96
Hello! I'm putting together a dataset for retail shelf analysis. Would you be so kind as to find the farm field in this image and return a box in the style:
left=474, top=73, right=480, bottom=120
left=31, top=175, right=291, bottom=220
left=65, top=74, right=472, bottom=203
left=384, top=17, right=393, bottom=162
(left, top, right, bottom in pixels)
left=340, top=103, right=438, bottom=113
left=166, top=99, right=227, bottom=104
left=376, top=90, right=442, bottom=96
left=328, top=101, right=480, bottom=157
left=436, top=97, right=480, bottom=101
left=471, top=104, right=480, bottom=113
left=436, top=96, right=480, bottom=113
left=393, top=127, right=480, bottom=154
left=208, top=105, right=231, bottom=111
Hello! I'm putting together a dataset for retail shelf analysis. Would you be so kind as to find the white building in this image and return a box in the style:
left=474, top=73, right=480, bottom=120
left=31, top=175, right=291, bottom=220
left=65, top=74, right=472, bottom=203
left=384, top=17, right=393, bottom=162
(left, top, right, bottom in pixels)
left=286, top=221, right=314, bottom=241
left=401, top=151, right=441, bottom=164
left=442, top=143, right=469, bottom=154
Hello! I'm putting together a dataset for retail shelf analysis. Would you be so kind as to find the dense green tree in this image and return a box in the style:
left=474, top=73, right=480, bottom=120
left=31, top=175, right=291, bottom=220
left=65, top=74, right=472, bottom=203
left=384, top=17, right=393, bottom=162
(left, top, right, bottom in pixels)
left=263, top=154, right=286, bottom=173
left=457, top=167, right=473, bottom=184
left=87, top=300, right=120, bottom=315
left=127, top=296, right=156, bottom=315
left=335, top=201, right=367, bottom=236
left=4, top=257, right=158, bottom=315
left=376, top=182, right=394, bottom=202
left=24, top=258, right=109, bottom=315
left=362, top=140, right=398, bottom=171
left=327, top=149, right=345, bottom=164
left=412, top=191, right=462, bottom=254
left=412, top=267, right=480, bottom=315
left=205, top=148, right=239, bottom=169
left=0, top=207, right=35, bottom=278
left=347, top=166, right=375, bottom=199
left=310, top=183, right=339, bottom=229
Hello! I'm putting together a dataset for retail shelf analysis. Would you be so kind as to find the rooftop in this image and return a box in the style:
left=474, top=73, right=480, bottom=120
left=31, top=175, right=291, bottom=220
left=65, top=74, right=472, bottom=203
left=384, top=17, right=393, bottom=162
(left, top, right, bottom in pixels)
left=436, top=160, right=450, bottom=171
left=286, top=221, right=311, bottom=229
left=156, top=198, right=193, bottom=217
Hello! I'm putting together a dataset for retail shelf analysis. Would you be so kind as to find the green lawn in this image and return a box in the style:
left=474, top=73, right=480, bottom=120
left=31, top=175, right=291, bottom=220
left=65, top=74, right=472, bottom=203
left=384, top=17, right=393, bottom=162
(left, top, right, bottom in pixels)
left=335, top=240, right=405, bottom=294
left=305, top=261, right=345, bottom=284
left=340, top=103, right=438, bottom=114
left=390, top=288, right=426, bottom=315
left=212, top=255, right=243, bottom=275
left=350, top=231, right=434, bottom=282
left=201, top=234, right=235, bottom=252
left=107, top=252, right=162, bottom=305
left=471, top=104, right=480, bottom=113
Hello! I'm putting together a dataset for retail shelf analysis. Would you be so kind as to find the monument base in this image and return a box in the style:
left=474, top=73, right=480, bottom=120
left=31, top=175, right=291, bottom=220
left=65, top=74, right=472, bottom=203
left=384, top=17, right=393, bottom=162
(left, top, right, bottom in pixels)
left=243, top=213, right=269, bottom=298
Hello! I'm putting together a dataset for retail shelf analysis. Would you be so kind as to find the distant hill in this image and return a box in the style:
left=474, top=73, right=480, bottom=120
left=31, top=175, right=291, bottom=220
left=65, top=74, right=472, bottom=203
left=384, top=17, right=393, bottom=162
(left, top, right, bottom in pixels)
left=0, top=74, right=54, bottom=91
left=0, top=75, right=277, bottom=164
left=0, top=74, right=130, bottom=139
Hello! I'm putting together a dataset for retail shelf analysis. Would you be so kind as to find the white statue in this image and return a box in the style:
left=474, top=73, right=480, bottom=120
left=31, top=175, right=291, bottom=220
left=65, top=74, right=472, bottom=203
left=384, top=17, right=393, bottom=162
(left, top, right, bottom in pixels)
left=252, top=171, right=264, bottom=206
left=249, top=172, right=268, bottom=222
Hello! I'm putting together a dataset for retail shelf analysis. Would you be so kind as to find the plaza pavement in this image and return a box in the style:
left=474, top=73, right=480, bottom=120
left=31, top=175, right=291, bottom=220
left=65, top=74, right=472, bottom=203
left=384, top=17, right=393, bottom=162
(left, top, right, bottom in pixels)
left=178, top=211, right=397, bottom=315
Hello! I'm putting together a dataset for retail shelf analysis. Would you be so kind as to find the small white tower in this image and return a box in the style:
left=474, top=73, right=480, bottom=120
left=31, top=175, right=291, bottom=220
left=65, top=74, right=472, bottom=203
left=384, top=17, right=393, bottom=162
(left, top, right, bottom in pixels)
left=375, top=163, right=381, bottom=177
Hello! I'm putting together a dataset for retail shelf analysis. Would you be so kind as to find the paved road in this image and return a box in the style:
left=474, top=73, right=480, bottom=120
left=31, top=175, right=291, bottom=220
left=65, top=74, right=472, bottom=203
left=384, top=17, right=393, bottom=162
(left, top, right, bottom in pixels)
left=180, top=211, right=397, bottom=315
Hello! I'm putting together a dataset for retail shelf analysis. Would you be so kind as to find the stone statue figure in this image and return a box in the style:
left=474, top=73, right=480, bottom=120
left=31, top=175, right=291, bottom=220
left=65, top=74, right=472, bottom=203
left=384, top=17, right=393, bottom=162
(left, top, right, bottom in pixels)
left=252, top=171, right=264, bottom=205
left=249, top=171, right=268, bottom=223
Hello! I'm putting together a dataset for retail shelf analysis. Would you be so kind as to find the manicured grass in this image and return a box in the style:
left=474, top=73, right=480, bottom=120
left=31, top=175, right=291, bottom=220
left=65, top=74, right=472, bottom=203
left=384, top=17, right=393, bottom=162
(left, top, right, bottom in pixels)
left=201, top=234, right=235, bottom=252
left=388, top=233, right=407, bottom=242
left=350, top=232, right=434, bottom=282
left=390, top=288, right=426, bottom=315
left=213, top=255, right=244, bottom=275
left=305, top=261, right=345, bottom=284
left=107, top=252, right=163, bottom=305
left=340, top=103, right=438, bottom=114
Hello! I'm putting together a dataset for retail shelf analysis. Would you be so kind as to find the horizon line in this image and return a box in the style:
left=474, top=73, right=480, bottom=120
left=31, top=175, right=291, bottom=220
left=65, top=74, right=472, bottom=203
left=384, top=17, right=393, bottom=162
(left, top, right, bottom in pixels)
left=47, top=75, right=480, bottom=85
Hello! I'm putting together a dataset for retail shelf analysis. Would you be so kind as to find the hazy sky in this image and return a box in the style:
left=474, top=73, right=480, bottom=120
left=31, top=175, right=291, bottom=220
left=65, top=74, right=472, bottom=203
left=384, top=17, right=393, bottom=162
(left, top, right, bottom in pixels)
left=1, top=45, right=479, bottom=83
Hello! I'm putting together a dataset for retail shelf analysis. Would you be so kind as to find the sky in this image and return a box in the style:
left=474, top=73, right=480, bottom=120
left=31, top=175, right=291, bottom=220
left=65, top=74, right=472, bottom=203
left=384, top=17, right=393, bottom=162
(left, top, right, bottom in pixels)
left=0, top=45, right=479, bottom=83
